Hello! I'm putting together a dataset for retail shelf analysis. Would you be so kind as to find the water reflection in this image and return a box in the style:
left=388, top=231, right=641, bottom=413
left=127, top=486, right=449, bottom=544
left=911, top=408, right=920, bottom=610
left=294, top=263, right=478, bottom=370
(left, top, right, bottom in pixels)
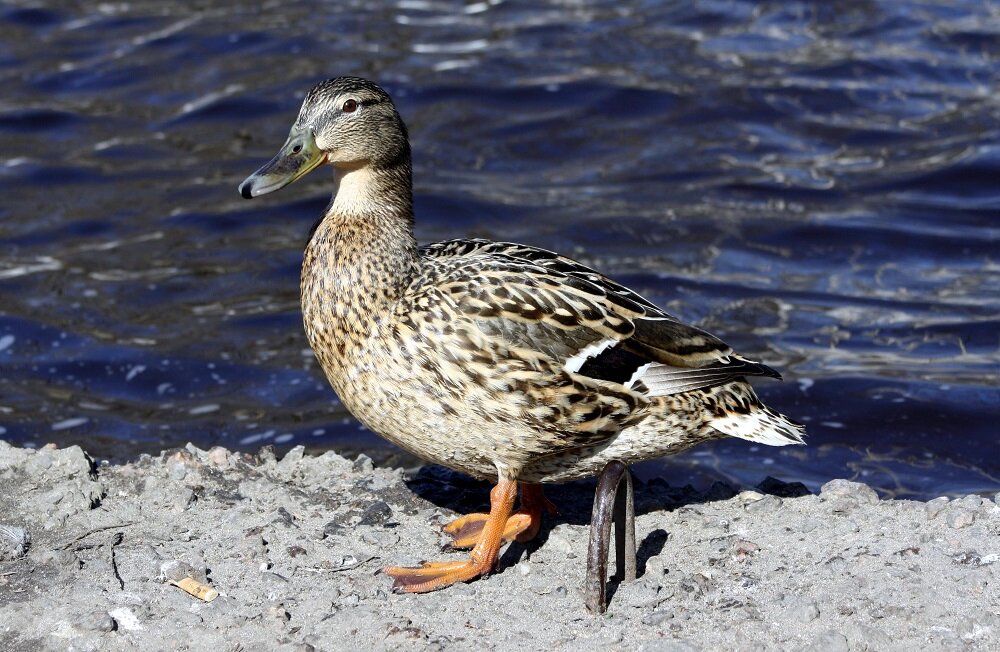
left=0, top=0, right=997, bottom=499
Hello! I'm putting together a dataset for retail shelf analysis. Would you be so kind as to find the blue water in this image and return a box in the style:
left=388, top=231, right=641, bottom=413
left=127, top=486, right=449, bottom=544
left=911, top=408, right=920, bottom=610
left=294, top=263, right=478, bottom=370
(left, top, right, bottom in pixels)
left=0, top=1, right=997, bottom=499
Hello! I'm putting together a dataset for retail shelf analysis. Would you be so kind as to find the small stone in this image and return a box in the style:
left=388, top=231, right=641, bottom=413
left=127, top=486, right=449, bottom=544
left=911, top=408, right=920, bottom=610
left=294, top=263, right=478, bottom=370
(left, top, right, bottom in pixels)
left=206, top=447, right=231, bottom=467
left=340, top=594, right=360, bottom=607
left=733, top=540, right=760, bottom=558
left=546, top=528, right=573, bottom=554
left=957, top=494, right=985, bottom=510
left=267, top=603, right=291, bottom=622
left=820, top=479, right=879, bottom=505
left=792, top=600, right=820, bottom=623
left=173, top=488, right=196, bottom=511
left=644, top=555, right=668, bottom=576
left=947, top=508, right=975, bottom=529
left=810, top=630, right=849, bottom=652
left=737, top=490, right=765, bottom=504
left=352, top=454, right=374, bottom=473
left=925, top=497, right=949, bottom=519
left=77, top=611, right=116, bottom=633
left=279, top=445, right=305, bottom=467
left=555, top=586, right=567, bottom=598
left=620, top=577, right=664, bottom=608
left=642, top=610, right=674, bottom=626
left=168, top=463, right=187, bottom=481
left=359, top=529, right=398, bottom=547
left=358, top=501, right=392, bottom=526
left=844, top=623, right=892, bottom=651
left=518, top=561, right=531, bottom=576
left=26, top=453, right=53, bottom=473
left=107, top=608, right=142, bottom=632
left=746, top=495, right=782, bottom=512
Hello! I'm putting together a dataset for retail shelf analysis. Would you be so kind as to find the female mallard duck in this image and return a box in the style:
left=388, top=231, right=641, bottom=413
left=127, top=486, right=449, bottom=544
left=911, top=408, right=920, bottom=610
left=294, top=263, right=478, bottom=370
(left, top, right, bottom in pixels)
left=239, top=77, right=805, bottom=593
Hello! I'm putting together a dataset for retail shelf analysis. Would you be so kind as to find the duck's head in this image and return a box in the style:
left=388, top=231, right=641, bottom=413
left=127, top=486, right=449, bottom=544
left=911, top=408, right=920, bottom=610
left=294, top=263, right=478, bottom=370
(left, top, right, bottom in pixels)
left=239, top=77, right=409, bottom=199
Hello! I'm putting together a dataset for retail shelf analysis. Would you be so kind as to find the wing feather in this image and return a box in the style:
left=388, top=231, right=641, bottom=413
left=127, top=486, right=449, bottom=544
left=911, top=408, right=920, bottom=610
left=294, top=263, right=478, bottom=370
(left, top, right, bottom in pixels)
left=415, top=238, right=784, bottom=450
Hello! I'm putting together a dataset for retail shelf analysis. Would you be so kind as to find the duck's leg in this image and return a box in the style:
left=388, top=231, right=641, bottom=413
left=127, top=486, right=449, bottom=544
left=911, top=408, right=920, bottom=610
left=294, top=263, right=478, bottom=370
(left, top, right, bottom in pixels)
left=385, top=480, right=518, bottom=593
left=584, top=461, right=637, bottom=614
left=443, top=483, right=557, bottom=549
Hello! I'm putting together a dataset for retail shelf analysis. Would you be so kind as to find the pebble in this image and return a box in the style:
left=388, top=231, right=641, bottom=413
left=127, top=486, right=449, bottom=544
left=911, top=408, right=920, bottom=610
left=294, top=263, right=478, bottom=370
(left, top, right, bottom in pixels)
left=107, top=607, right=142, bottom=632
left=206, top=447, right=231, bottom=467
left=358, top=500, right=392, bottom=526
left=737, top=490, right=765, bottom=504
left=360, top=529, right=398, bottom=547
left=266, top=603, right=291, bottom=622
left=642, top=609, right=674, bottom=626
left=352, top=454, right=374, bottom=473
left=746, top=495, right=782, bottom=512
left=545, top=528, right=574, bottom=555
left=732, top=539, right=760, bottom=558
left=956, top=494, right=985, bottom=510
left=808, top=630, right=850, bottom=652
left=168, top=463, right=187, bottom=481
left=620, top=577, right=665, bottom=608
left=820, top=479, right=879, bottom=505
left=77, top=611, right=117, bottom=633
left=26, top=453, right=53, bottom=474
left=947, top=508, right=976, bottom=529
left=843, top=622, right=892, bottom=650
left=278, top=445, right=305, bottom=468
left=925, top=497, right=949, bottom=519
left=792, top=599, right=820, bottom=623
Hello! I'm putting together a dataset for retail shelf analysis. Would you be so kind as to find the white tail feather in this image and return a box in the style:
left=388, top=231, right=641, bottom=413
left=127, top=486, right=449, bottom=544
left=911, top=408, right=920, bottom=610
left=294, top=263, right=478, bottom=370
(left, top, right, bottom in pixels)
left=711, top=408, right=806, bottom=447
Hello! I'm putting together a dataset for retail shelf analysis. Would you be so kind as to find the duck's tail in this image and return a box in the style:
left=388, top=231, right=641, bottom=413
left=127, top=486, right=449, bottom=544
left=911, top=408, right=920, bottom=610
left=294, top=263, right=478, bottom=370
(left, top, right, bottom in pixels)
left=708, top=383, right=806, bottom=447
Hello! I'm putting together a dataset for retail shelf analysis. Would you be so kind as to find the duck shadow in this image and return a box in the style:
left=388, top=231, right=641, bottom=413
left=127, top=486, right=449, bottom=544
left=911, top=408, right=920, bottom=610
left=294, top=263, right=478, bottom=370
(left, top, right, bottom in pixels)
left=401, top=464, right=811, bottom=580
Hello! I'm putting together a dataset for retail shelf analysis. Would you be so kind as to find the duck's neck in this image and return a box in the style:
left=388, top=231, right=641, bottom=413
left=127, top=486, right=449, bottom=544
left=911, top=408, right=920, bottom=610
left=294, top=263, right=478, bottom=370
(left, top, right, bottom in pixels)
left=301, top=155, right=418, bottom=355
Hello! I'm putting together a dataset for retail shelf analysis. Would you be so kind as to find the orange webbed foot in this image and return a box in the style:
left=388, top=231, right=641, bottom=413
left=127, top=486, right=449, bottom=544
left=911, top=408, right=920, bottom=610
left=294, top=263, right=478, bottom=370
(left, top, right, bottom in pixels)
left=383, top=480, right=519, bottom=593
left=385, top=559, right=494, bottom=593
left=442, top=511, right=534, bottom=549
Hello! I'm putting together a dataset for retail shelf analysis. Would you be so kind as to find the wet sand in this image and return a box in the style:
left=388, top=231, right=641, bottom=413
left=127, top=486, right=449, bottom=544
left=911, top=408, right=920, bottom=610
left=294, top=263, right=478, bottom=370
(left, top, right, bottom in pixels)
left=1, top=440, right=997, bottom=651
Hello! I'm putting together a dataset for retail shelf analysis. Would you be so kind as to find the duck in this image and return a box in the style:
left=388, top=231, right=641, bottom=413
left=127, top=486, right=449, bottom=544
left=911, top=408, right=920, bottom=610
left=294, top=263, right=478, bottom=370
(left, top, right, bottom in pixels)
left=239, top=76, right=805, bottom=594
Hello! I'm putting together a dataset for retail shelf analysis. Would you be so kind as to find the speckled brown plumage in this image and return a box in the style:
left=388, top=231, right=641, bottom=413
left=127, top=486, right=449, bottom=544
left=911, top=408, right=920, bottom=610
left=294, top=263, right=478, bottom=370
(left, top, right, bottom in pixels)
left=240, top=76, right=805, bottom=592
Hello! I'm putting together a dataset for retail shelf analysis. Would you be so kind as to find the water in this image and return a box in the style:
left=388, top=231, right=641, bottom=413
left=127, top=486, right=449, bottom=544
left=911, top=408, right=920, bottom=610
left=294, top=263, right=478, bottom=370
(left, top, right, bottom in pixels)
left=0, top=1, right=997, bottom=499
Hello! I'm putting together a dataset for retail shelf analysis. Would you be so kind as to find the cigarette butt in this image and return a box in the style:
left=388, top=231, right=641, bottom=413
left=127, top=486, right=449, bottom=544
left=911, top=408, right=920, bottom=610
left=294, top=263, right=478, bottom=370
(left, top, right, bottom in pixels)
left=169, top=577, right=219, bottom=602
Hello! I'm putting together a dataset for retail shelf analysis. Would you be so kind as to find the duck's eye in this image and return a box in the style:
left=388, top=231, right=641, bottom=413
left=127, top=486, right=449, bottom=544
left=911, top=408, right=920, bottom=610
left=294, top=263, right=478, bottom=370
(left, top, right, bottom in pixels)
left=342, top=99, right=358, bottom=113
left=291, top=143, right=302, bottom=154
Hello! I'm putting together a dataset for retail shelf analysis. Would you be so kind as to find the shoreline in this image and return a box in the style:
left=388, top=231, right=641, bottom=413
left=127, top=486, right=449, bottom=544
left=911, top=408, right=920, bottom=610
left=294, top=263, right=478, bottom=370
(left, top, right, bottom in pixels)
left=1, top=440, right=998, bottom=651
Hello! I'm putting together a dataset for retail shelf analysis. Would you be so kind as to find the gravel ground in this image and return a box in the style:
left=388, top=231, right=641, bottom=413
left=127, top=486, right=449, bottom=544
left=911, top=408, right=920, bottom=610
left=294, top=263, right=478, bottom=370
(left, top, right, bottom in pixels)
left=1, top=440, right=998, bottom=651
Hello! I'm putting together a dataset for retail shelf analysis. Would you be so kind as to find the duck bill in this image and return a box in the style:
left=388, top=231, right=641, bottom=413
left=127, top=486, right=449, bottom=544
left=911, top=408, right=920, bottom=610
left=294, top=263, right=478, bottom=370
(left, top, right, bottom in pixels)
left=238, top=127, right=325, bottom=199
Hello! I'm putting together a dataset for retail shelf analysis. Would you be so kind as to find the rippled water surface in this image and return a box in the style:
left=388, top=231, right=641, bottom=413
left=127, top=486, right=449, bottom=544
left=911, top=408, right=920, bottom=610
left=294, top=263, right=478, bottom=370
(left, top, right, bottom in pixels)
left=1, top=1, right=997, bottom=499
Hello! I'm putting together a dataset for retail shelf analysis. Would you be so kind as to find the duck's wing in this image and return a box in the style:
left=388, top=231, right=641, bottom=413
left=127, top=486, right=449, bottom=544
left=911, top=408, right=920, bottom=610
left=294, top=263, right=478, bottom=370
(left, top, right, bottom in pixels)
left=413, top=240, right=784, bottom=451
left=421, top=238, right=780, bottom=394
